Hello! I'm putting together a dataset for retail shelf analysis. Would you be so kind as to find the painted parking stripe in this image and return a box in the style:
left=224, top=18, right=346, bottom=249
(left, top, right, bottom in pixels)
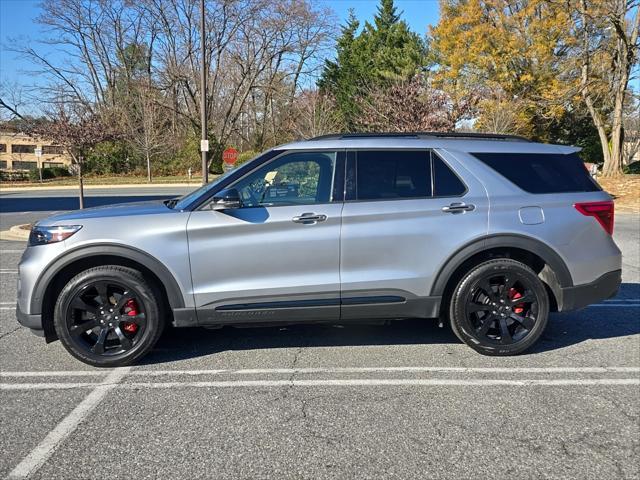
left=0, top=249, right=25, bottom=253
left=588, top=304, right=640, bottom=308
left=0, top=269, right=18, bottom=272
left=2, top=378, right=639, bottom=391
left=7, top=367, right=131, bottom=479
left=2, top=366, right=639, bottom=378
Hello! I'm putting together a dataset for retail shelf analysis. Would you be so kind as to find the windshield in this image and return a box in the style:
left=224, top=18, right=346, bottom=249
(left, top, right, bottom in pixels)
left=170, top=150, right=279, bottom=210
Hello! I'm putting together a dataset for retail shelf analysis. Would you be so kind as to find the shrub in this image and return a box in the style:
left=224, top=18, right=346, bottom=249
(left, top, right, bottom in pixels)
left=624, top=161, right=640, bottom=175
left=28, top=167, right=72, bottom=182
left=84, top=141, right=139, bottom=175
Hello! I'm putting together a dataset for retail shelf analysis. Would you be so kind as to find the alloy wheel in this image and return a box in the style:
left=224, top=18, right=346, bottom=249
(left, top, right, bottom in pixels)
left=464, top=272, right=539, bottom=345
left=65, top=280, right=147, bottom=356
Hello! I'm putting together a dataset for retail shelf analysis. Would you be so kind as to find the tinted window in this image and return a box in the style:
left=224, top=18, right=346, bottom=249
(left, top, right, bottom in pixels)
left=231, top=151, right=336, bottom=207
left=356, top=150, right=431, bottom=200
left=433, top=154, right=466, bottom=196
left=472, top=152, right=600, bottom=194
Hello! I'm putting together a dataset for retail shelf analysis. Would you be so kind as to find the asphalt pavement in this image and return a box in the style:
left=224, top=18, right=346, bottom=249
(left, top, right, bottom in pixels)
left=0, top=189, right=638, bottom=479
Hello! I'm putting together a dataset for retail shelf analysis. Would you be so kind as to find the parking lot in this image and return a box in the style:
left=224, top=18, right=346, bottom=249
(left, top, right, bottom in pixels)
left=1, top=191, right=638, bottom=479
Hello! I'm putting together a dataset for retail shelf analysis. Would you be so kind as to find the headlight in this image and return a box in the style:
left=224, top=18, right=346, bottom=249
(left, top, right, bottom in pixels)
left=29, top=225, right=82, bottom=246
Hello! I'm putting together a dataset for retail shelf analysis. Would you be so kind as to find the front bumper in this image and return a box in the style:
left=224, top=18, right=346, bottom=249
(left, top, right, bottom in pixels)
left=559, top=269, right=622, bottom=311
left=16, top=302, right=43, bottom=330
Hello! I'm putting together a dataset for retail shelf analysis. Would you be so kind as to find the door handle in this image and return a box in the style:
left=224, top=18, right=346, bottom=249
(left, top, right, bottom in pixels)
left=442, top=202, right=475, bottom=214
left=292, top=213, right=327, bottom=224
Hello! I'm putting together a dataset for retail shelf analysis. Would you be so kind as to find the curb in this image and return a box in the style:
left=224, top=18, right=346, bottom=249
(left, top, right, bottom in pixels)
left=0, top=224, right=31, bottom=241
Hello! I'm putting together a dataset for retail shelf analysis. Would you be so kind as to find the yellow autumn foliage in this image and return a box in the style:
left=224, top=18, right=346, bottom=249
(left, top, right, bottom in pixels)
left=430, top=0, right=577, bottom=139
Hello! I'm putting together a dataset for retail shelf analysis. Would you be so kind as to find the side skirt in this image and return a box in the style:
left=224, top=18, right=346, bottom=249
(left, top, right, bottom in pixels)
left=173, top=295, right=442, bottom=328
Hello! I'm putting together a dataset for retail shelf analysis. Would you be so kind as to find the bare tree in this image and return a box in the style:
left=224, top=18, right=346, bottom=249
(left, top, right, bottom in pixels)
left=622, top=94, right=640, bottom=166
left=30, top=103, right=119, bottom=208
left=120, top=81, right=169, bottom=182
left=287, top=89, right=342, bottom=139
left=354, top=75, right=478, bottom=133
left=474, top=91, right=529, bottom=136
left=8, top=0, right=337, bottom=174
left=572, top=0, right=640, bottom=176
left=0, top=80, right=28, bottom=121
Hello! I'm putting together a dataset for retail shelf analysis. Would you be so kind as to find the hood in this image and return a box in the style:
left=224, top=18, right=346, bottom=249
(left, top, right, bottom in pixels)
left=39, top=200, right=176, bottom=225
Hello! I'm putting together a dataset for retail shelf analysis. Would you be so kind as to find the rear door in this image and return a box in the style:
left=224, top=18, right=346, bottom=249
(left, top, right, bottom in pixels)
left=187, top=150, right=344, bottom=324
left=339, top=149, right=489, bottom=319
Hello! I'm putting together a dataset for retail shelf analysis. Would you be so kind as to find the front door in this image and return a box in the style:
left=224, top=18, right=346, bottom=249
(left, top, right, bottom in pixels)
left=187, top=150, right=342, bottom=324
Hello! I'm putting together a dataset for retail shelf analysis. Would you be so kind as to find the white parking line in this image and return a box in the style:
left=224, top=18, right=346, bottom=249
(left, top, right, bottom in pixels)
left=2, top=366, right=639, bottom=377
left=0, top=269, right=18, bottom=273
left=589, top=304, right=640, bottom=307
left=0, top=250, right=25, bottom=253
left=7, top=367, right=131, bottom=479
left=2, top=378, right=639, bottom=391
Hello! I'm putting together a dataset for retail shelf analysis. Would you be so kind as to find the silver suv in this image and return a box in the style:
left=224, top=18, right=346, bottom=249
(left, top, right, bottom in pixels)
left=16, top=133, right=622, bottom=367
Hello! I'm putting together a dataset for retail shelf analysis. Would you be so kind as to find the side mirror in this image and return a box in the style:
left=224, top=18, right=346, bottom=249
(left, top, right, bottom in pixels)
left=210, top=188, right=242, bottom=210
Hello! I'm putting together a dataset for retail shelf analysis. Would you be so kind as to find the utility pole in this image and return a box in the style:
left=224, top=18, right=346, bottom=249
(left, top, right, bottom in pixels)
left=199, top=0, right=209, bottom=184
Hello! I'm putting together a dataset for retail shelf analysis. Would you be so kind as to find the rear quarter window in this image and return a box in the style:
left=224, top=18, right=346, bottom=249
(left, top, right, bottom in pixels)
left=471, top=152, right=601, bottom=194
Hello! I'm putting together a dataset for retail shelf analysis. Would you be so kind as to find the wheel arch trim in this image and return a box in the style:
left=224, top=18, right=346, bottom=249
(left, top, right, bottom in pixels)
left=30, top=243, right=186, bottom=314
left=430, top=234, right=573, bottom=298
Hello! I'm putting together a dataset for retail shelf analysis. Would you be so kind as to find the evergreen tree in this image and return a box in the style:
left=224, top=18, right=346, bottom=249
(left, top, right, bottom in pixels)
left=318, top=0, right=426, bottom=130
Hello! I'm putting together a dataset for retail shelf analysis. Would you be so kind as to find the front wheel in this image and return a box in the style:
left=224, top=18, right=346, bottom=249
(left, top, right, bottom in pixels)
left=449, top=258, right=549, bottom=356
left=54, top=266, right=164, bottom=367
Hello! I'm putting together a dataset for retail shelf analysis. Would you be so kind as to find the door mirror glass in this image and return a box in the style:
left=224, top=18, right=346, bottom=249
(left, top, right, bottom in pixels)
left=210, top=188, right=242, bottom=210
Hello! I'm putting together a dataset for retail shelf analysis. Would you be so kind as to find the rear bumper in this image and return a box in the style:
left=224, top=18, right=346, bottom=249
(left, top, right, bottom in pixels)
left=559, top=269, right=621, bottom=311
left=16, top=303, right=43, bottom=330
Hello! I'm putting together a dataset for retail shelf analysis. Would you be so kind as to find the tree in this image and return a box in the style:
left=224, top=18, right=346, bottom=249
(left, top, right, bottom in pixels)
left=430, top=0, right=575, bottom=141
left=571, top=0, right=640, bottom=176
left=287, top=89, right=342, bottom=139
left=354, top=75, right=477, bottom=132
left=30, top=104, right=119, bottom=208
left=9, top=0, right=336, bottom=174
left=430, top=0, right=640, bottom=176
left=121, top=82, right=168, bottom=182
left=318, top=0, right=426, bottom=129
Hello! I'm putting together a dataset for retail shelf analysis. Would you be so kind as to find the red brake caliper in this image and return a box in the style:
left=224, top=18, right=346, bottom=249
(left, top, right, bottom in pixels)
left=122, top=298, right=139, bottom=333
left=508, top=288, right=525, bottom=314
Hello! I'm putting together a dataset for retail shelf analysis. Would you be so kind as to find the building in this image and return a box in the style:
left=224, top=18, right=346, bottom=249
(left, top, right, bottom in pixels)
left=0, top=131, right=72, bottom=170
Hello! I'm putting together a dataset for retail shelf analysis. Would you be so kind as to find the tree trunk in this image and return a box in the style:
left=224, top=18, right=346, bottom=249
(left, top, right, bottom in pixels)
left=77, top=158, right=85, bottom=209
left=146, top=151, right=152, bottom=183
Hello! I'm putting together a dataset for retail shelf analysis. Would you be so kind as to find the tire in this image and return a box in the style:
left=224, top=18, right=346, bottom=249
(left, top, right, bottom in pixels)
left=54, top=265, right=165, bottom=367
left=449, top=258, right=549, bottom=356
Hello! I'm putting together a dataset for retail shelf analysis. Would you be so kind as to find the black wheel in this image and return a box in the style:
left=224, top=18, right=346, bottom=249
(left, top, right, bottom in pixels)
left=54, top=266, right=164, bottom=367
left=449, top=258, right=549, bottom=356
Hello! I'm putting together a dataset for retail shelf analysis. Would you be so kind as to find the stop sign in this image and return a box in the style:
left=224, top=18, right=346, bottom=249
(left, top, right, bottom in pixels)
left=222, top=147, right=239, bottom=165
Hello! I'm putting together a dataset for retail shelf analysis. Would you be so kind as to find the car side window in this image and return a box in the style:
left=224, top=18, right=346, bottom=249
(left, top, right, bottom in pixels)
left=432, top=153, right=467, bottom=197
left=356, top=150, right=431, bottom=200
left=231, top=151, right=336, bottom=207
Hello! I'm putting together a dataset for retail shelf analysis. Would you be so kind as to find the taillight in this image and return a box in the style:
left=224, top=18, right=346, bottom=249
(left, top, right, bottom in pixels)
left=574, top=201, right=614, bottom=235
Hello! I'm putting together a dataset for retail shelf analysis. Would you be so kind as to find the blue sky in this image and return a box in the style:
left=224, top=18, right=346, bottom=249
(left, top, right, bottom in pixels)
left=0, top=0, right=636, bottom=104
left=0, top=0, right=439, bottom=89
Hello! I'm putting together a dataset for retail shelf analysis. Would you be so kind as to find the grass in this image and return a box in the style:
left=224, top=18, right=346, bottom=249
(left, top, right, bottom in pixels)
left=0, top=175, right=209, bottom=188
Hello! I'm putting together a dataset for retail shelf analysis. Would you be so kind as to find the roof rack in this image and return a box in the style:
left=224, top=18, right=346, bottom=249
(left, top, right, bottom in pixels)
left=307, top=132, right=530, bottom=142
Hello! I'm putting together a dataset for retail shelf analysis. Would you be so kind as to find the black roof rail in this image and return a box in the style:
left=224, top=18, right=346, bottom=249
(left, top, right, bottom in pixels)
left=307, top=132, right=530, bottom=142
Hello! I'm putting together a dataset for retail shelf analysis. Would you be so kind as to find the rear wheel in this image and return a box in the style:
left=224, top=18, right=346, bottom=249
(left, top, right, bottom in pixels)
left=54, top=266, right=164, bottom=367
left=449, top=258, right=549, bottom=356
